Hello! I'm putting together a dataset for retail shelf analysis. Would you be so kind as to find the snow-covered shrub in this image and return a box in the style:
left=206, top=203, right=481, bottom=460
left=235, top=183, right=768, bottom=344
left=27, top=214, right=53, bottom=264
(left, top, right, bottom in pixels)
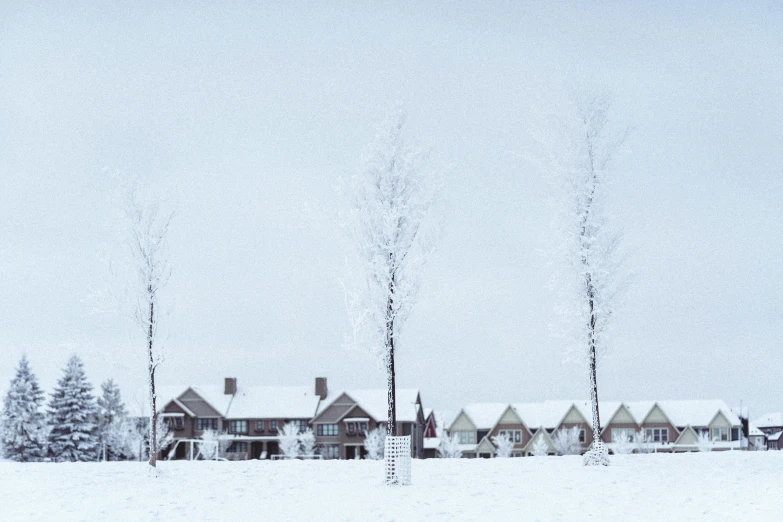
left=491, top=432, right=514, bottom=458
left=1, top=356, right=48, bottom=461
left=552, top=426, right=582, bottom=456
left=697, top=431, right=713, bottom=452
left=437, top=433, right=462, bottom=459
left=612, top=431, right=633, bottom=455
left=530, top=438, right=549, bottom=457
left=198, top=429, right=220, bottom=460
left=299, top=428, right=316, bottom=457
left=278, top=421, right=301, bottom=458
left=633, top=431, right=652, bottom=454
left=47, top=355, right=99, bottom=462
left=363, top=428, right=385, bottom=460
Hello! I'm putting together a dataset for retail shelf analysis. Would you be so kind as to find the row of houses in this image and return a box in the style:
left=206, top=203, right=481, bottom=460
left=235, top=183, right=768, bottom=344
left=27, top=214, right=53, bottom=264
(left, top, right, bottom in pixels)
left=440, top=400, right=748, bottom=458
left=153, top=376, right=779, bottom=460
left=157, top=377, right=426, bottom=460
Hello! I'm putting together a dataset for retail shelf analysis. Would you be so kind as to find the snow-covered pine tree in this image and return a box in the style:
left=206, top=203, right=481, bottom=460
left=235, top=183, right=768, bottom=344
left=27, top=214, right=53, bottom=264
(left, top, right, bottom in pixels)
left=278, top=421, right=301, bottom=459
left=363, top=427, right=385, bottom=460
left=0, top=355, right=48, bottom=461
left=47, top=355, right=99, bottom=462
left=344, top=110, right=437, bottom=441
left=491, top=432, right=514, bottom=458
left=97, top=379, right=128, bottom=461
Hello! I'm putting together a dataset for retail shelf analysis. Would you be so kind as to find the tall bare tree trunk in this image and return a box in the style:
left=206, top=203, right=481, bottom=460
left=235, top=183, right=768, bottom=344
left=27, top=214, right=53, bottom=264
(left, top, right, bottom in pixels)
left=386, top=274, right=396, bottom=437
left=586, top=274, right=601, bottom=443
left=147, top=289, right=157, bottom=468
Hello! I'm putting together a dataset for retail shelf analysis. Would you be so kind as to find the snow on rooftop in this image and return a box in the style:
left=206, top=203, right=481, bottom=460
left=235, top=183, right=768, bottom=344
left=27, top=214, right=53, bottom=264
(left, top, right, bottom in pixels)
left=653, top=400, right=740, bottom=427
left=225, top=386, right=321, bottom=419
left=317, top=388, right=421, bottom=423
left=462, top=403, right=511, bottom=430
left=753, top=412, right=783, bottom=429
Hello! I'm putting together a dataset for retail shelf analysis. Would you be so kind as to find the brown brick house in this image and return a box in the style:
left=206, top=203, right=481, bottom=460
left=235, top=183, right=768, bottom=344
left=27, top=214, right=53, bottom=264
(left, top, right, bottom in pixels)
left=311, top=388, right=425, bottom=459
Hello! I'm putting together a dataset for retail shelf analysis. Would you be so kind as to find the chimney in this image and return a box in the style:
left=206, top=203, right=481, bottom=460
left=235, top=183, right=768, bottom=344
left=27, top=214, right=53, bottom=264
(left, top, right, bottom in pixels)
left=224, top=377, right=237, bottom=395
left=315, top=377, right=327, bottom=400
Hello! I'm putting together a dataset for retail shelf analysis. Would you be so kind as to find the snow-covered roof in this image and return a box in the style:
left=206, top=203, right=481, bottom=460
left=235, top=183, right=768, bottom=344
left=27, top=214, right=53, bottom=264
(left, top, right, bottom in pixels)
left=513, top=401, right=577, bottom=429
left=462, top=403, right=511, bottom=430
left=125, top=385, right=190, bottom=417
left=767, top=431, right=783, bottom=442
left=316, top=388, right=421, bottom=423
left=188, top=385, right=234, bottom=416
left=652, top=400, right=740, bottom=427
left=753, top=412, right=783, bottom=429
left=749, top=423, right=764, bottom=437
left=225, top=386, right=321, bottom=419
left=435, top=410, right=458, bottom=431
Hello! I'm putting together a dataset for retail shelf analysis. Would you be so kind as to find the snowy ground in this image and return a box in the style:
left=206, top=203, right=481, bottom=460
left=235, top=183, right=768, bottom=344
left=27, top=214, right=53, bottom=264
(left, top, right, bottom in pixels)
left=1, top=452, right=781, bottom=521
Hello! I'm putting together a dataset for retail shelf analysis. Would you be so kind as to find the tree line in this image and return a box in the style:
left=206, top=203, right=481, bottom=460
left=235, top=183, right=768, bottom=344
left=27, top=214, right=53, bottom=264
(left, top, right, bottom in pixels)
left=0, top=354, right=170, bottom=462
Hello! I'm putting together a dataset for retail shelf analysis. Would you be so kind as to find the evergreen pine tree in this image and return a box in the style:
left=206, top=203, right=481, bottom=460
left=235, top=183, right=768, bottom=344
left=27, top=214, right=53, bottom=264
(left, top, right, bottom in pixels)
left=97, top=379, right=128, bottom=461
left=47, top=355, right=99, bottom=462
left=0, top=355, right=48, bottom=461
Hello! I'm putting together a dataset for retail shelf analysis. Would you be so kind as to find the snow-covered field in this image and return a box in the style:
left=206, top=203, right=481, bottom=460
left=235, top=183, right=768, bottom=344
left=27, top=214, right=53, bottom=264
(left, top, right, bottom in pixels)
left=1, top=452, right=781, bottom=521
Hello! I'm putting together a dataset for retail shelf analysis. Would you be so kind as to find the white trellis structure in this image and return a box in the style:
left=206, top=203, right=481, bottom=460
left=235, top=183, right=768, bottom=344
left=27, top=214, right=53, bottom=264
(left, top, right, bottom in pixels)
left=384, top=436, right=412, bottom=486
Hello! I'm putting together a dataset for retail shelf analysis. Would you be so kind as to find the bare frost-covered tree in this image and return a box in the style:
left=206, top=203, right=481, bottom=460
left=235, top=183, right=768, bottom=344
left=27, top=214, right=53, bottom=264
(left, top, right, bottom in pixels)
left=126, top=185, right=174, bottom=468
left=437, top=432, right=462, bottom=459
left=552, top=426, right=583, bottom=456
left=298, top=428, right=317, bottom=458
left=491, top=432, right=514, bottom=458
left=546, top=93, right=627, bottom=467
left=278, top=421, right=301, bottom=458
left=363, top=427, right=385, bottom=460
left=345, top=110, right=437, bottom=438
left=530, top=437, right=549, bottom=457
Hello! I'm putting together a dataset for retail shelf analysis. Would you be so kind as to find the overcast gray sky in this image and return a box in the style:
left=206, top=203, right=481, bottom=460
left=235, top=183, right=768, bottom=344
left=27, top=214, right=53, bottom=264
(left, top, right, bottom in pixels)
left=1, top=1, right=781, bottom=419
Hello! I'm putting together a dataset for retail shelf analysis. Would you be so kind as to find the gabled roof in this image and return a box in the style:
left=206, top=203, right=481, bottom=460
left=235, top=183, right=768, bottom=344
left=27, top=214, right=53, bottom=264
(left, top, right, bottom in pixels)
left=314, top=388, right=421, bottom=424
left=753, top=412, right=783, bottom=429
left=749, top=423, right=764, bottom=437
left=126, top=385, right=193, bottom=417
left=513, top=401, right=574, bottom=430
left=654, top=400, right=740, bottom=427
left=462, top=403, right=511, bottom=430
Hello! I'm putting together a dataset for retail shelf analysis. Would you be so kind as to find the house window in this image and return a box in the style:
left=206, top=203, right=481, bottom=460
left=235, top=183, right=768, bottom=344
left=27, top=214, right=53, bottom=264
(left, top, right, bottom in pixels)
left=360, top=422, right=368, bottom=433
left=644, top=428, right=668, bottom=442
left=578, top=429, right=586, bottom=443
left=256, top=420, right=264, bottom=431
left=296, top=420, right=308, bottom=432
left=197, top=418, right=218, bottom=431
left=711, top=427, right=728, bottom=441
left=458, top=431, right=475, bottom=444
left=731, top=428, right=739, bottom=441
left=317, top=424, right=339, bottom=437
left=318, top=444, right=340, bottom=460
left=229, top=420, right=248, bottom=434
left=499, top=430, right=522, bottom=443
left=269, top=420, right=278, bottom=433
left=227, top=441, right=248, bottom=453
left=611, top=428, right=636, bottom=442
left=347, top=423, right=356, bottom=435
